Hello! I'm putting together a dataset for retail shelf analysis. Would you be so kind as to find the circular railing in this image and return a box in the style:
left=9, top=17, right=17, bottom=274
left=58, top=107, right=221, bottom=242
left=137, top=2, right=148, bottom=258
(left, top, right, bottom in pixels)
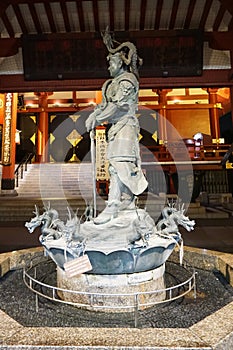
left=23, top=259, right=196, bottom=327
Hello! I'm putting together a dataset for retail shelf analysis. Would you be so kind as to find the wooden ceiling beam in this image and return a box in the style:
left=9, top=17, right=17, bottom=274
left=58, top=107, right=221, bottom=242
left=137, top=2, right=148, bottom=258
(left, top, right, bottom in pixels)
left=169, top=0, right=179, bottom=30
left=76, top=0, right=85, bottom=32
left=154, top=0, right=163, bottom=30
left=1, top=12, right=15, bottom=37
left=28, top=2, right=42, bottom=33
left=199, top=0, right=213, bottom=30
left=184, top=0, right=196, bottom=29
left=124, top=0, right=130, bottom=31
left=139, top=0, right=147, bottom=31
left=12, top=3, right=28, bottom=34
left=60, top=0, right=71, bottom=32
left=109, top=0, right=114, bottom=31
left=44, top=1, right=56, bottom=32
left=92, top=0, right=100, bottom=32
left=213, top=4, right=225, bottom=31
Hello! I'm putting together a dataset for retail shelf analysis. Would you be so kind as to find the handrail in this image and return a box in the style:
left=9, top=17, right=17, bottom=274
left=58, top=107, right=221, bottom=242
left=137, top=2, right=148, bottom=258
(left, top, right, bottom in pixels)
left=14, top=152, right=34, bottom=187
left=23, top=259, right=196, bottom=328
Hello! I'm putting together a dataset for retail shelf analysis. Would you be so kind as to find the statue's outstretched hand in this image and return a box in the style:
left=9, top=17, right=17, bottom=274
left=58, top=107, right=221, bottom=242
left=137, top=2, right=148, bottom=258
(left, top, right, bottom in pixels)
left=86, top=112, right=96, bottom=132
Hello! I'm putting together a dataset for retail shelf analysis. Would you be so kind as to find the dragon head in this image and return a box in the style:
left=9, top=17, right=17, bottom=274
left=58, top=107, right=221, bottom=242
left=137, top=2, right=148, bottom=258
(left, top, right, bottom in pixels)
left=175, top=204, right=195, bottom=232
left=25, top=205, right=43, bottom=233
left=177, top=213, right=195, bottom=231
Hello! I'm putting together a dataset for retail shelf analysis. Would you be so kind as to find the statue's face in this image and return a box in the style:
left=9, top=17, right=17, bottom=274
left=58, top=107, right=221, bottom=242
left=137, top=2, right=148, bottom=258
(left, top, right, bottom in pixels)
left=108, top=53, right=123, bottom=77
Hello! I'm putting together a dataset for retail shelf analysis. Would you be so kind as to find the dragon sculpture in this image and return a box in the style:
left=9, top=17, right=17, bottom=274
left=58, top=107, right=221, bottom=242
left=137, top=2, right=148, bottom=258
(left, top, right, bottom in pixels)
left=156, top=203, right=195, bottom=237
left=25, top=204, right=86, bottom=261
left=25, top=204, right=83, bottom=244
left=25, top=204, right=67, bottom=241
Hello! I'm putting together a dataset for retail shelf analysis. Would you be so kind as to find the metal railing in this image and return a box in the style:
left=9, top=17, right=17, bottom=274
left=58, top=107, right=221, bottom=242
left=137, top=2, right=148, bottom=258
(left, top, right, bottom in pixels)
left=23, top=260, right=196, bottom=328
left=14, top=152, right=34, bottom=187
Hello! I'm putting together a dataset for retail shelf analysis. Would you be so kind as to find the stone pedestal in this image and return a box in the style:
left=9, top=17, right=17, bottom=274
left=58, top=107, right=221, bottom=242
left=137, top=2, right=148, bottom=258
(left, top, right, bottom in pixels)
left=57, top=264, right=165, bottom=312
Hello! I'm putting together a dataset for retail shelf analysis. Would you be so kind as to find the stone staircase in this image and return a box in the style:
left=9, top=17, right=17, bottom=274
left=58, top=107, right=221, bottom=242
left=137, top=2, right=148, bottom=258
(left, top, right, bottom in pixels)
left=16, top=162, right=93, bottom=199
left=0, top=162, right=104, bottom=222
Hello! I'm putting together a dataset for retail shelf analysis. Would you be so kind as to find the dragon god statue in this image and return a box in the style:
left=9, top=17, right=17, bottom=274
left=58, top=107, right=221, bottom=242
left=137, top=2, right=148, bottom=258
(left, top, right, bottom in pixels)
left=25, top=28, right=195, bottom=310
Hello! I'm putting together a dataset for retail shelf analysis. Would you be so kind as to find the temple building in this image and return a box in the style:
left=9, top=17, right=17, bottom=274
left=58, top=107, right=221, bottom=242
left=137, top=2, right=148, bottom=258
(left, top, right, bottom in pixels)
left=0, top=0, right=233, bottom=204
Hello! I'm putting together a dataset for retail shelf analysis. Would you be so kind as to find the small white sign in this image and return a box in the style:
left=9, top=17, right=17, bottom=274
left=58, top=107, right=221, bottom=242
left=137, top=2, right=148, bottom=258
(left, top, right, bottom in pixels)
left=64, top=254, right=92, bottom=278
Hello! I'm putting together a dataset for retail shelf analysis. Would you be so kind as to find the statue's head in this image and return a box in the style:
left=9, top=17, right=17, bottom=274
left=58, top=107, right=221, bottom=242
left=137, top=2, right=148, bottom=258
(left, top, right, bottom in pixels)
left=107, top=52, right=125, bottom=77
left=102, top=27, right=143, bottom=79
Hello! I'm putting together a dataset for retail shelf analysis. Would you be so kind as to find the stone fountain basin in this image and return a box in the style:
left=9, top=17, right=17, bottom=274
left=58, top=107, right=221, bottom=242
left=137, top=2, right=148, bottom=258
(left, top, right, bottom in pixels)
left=42, top=234, right=179, bottom=274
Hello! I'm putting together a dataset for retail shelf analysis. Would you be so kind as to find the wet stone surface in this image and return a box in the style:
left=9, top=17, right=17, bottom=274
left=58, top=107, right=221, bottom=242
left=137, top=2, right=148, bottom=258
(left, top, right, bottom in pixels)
left=0, top=259, right=233, bottom=329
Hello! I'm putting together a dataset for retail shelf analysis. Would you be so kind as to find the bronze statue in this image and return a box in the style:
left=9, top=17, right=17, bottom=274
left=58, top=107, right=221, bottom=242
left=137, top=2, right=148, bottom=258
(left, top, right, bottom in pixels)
left=86, top=29, right=148, bottom=224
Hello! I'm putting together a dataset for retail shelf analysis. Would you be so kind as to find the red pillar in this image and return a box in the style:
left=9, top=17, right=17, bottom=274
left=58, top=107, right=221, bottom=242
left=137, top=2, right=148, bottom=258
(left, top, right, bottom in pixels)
left=35, top=92, right=51, bottom=163
left=1, top=93, right=18, bottom=196
left=207, top=88, right=221, bottom=140
left=154, top=89, right=171, bottom=144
